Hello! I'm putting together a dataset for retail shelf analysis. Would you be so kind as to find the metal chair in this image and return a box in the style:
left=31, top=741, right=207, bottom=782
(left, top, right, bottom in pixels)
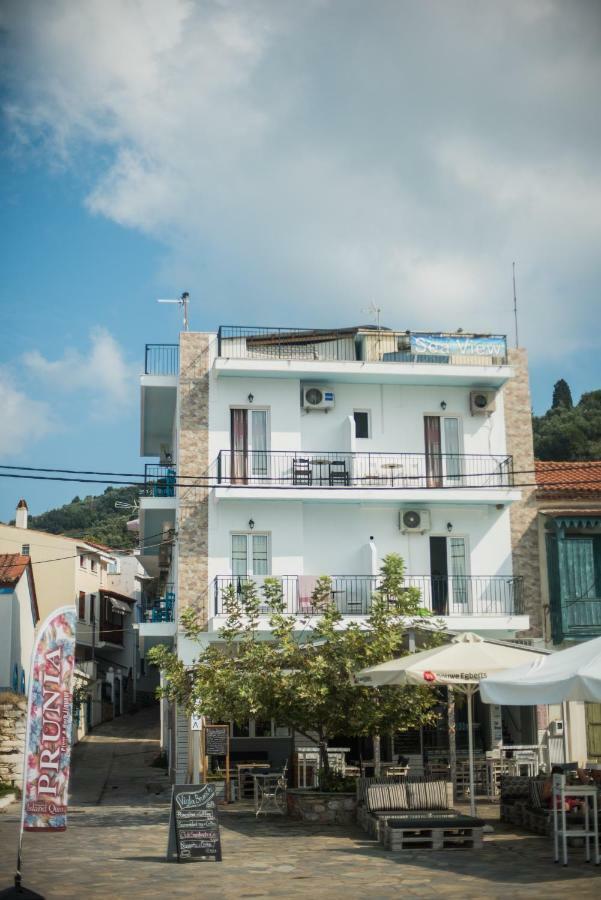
left=292, top=457, right=313, bottom=485
left=329, top=460, right=349, bottom=486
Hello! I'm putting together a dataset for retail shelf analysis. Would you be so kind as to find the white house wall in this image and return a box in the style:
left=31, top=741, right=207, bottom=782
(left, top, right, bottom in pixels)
left=208, top=375, right=508, bottom=461
left=208, top=500, right=512, bottom=580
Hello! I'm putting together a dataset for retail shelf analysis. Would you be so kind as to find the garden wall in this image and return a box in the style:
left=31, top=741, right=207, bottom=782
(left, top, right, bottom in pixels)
left=287, top=789, right=357, bottom=824
left=0, top=694, right=27, bottom=786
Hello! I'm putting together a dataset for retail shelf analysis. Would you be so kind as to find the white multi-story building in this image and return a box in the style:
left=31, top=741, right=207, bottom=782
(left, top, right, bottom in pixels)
left=139, top=325, right=543, bottom=780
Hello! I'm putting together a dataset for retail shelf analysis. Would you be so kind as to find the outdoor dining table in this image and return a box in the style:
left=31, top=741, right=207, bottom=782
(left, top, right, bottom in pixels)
left=253, top=772, right=287, bottom=817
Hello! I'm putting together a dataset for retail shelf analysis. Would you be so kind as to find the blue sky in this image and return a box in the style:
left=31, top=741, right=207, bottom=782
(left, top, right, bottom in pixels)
left=1, top=0, right=600, bottom=523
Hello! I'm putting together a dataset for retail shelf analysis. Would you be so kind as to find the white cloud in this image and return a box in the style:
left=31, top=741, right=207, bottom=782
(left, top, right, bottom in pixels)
left=23, top=328, right=136, bottom=417
left=0, top=368, right=56, bottom=457
left=2, top=0, right=601, bottom=360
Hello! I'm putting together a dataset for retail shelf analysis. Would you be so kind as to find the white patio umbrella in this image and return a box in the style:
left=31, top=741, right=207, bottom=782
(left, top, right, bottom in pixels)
left=355, top=632, right=546, bottom=815
left=480, top=634, right=601, bottom=705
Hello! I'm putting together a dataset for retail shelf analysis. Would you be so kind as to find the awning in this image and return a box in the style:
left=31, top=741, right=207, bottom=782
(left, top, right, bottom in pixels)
left=544, top=513, right=601, bottom=530
left=109, top=597, right=131, bottom=616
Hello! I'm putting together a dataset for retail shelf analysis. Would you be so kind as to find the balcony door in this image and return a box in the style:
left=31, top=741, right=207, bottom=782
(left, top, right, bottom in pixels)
left=230, top=408, right=269, bottom=484
left=429, top=535, right=468, bottom=614
left=231, top=533, right=270, bottom=580
left=424, top=415, right=462, bottom=487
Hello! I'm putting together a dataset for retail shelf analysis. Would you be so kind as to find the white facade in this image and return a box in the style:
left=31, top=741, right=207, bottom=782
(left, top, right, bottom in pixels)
left=139, top=327, right=529, bottom=657
left=0, top=562, right=38, bottom=693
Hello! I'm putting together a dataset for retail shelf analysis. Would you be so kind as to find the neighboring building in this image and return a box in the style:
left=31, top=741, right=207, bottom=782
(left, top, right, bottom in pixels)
left=536, top=460, right=601, bottom=760
left=0, top=553, right=39, bottom=693
left=0, top=503, right=149, bottom=731
left=140, top=325, right=544, bottom=780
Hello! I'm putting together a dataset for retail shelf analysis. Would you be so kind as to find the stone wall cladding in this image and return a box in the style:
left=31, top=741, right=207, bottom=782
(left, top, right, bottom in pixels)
left=286, top=790, right=357, bottom=824
left=0, top=695, right=27, bottom=785
left=177, top=333, right=211, bottom=627
left=503, top=348, right=542, bottom=637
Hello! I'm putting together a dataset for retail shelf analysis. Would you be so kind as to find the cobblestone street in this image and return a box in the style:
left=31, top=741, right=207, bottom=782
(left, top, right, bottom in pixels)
left=1, top=708, right=601, bottom=899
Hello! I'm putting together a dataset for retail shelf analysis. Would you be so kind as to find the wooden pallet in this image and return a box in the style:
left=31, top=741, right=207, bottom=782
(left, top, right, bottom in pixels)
left=381, top=821, right=484, bottom=851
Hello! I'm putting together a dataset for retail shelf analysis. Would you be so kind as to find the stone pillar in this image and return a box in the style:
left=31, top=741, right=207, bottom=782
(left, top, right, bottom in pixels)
left=503, top=349, right=542, bottom=637
left=177, top=333, right=211, bottom=626
left=0, top=696, right=27, bottom=786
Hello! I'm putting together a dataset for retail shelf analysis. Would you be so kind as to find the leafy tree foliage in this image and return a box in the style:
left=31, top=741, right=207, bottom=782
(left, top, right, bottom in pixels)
left=533, top=387, right=601, bottom=461
left=10, top=486, right=139, bottom=549
left=551, top=379, right=573, bottom=410
left=149, top=553, right=444, bottom=771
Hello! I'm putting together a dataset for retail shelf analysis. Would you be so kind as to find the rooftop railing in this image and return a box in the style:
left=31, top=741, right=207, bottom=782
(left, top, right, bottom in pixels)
left=217, top=326, right=508, bottom=366
left=216, top=450, right=514, bottom=489
left=212, top=575, right=524, bottom=617
left=143, top=585, right=175, bottom=623
left=144, top=343, right=179, bottom=375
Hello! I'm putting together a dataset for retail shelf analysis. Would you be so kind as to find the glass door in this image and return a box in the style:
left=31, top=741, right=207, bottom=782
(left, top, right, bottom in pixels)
left=230, top=409, right=269, bottom=484
left=448, top=537, right=469, bottom=611
left=442, top=418, right=462, bottom=486
left=424, top=416, right=462, bottom=487
left=231, top=533, right=270, bottom=579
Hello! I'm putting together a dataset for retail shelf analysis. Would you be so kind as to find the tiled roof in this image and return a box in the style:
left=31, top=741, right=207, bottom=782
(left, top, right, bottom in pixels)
left=536, top=461, right=601, bottom=499
left=0, top=553, right=30, bottom=586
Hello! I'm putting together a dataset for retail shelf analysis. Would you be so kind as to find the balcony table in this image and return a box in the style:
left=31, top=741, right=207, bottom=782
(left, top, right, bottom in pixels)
left=381, top=462, right=405, bottom=486
left=311, top=459, right=331, bottom=486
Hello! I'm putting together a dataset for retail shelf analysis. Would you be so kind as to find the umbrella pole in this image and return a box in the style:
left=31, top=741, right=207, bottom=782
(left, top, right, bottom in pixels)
left=467, top=686, right=476, bottom=817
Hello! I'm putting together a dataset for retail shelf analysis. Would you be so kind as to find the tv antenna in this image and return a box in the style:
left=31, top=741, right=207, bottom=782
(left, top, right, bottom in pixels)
left=512, top=263, right=519, bottom=349
left=157, top=291, right=190, bottom=331
left=114, top=499, right=139, bottom=512
left=363, top=299, right=382, bottom=332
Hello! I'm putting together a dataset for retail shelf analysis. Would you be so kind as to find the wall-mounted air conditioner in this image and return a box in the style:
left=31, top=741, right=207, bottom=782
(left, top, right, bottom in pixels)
left=302, top=385, right=336, bottom=411
left=400, top=509, right=431, bottom=534
left=549, top=720, right=564, bottom=737
left=470, top=390, right=496, bottom=416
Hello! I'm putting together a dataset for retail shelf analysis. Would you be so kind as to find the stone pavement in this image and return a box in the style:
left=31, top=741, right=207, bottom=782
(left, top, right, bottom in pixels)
left=1, top=709, right=601, bottom=898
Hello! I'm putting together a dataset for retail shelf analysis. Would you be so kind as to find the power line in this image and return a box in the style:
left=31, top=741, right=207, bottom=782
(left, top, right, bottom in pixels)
left=2, top=469, right=601, bottom=492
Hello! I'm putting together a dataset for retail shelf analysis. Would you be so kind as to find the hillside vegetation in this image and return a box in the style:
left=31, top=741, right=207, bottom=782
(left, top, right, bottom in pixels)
left=20, top=486, right=139, bottom=550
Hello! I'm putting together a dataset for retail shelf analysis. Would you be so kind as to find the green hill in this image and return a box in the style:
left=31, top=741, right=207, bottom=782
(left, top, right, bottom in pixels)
left=20, top=486, right=139, bottom=550
left=533, top=382, right=601, bottom=461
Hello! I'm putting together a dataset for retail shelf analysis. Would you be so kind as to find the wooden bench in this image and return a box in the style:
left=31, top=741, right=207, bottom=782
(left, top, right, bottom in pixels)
left=381, top=813, right=485, bottom=851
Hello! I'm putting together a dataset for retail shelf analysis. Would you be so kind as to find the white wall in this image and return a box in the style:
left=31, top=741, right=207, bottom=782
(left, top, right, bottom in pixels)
left=208, top=499, right=513, bottom=580
left=0, top=573, right=37, bottom=692
left=208, top=375, right=508, bottom=463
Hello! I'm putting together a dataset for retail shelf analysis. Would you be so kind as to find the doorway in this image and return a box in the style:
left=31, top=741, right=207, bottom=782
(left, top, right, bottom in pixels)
left=429, top=535, right=469, bottom=614
left=230, top=408, right=269, bottom=484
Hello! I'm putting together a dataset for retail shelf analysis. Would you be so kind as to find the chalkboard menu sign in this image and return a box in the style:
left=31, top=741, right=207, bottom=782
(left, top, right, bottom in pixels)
left=168, top=784, right=222, bottom=862
left=206, top=725, right=228, bottom=756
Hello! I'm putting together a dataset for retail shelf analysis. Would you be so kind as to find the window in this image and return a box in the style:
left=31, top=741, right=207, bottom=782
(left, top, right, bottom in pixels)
left=90, top=559, right=98, bottom=574
left=231, top=533, right=270, bottom=577
left=79, top=555, right=86, bottom=569
left=78, top=591, right=86, bottom=621
left=89, top=594, right=96, bottom=622
left=353, top=410, right=370, bottom=439
left=107, top=559, right=120, bottom=575
left=21, top=544, right=30, bottom=556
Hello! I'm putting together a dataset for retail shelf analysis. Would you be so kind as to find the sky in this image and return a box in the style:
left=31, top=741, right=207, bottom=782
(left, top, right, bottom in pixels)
left=0, top=0, right=600, bottom=523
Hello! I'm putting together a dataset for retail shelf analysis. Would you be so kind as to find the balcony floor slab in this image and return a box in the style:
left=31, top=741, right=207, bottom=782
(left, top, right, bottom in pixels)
left=213, top=486, right=521, bottom=505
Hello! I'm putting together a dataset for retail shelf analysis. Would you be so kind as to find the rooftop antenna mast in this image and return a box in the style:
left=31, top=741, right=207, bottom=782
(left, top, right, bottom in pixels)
left=512, top=263, right=519, bottom=349
left=157, top=291, right=190, bottom=331
left=362, top=299, right=383, bottom=356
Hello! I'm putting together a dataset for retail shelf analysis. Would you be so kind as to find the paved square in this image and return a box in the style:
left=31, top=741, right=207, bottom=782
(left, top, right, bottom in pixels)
left=1, top=710, right=600, bottom=899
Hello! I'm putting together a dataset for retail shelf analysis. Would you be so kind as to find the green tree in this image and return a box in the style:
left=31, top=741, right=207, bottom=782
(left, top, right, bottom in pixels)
left=551, top=379, right=573, bottom=410
left=149, top=554, right=443, bottom=773
left=533, top=388, right=601, bottom=461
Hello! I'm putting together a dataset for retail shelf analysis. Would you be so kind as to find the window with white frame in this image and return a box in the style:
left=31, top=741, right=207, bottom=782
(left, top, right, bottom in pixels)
left=79, top=555, right=86, bottom=569
left=231, top=533, right=270, bottom=578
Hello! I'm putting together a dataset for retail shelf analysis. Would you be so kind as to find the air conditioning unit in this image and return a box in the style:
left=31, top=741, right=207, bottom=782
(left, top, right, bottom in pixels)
left=550, top=720, right=564, bottom=737
left=470, top=390, right=496, bottom=416
left=302, top=385, right=336, bottom=411
left=400, top=509, right=431, bottom=534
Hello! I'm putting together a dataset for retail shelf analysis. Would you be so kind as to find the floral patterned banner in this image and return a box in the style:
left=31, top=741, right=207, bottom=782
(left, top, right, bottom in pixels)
left=22, top=606, right=77, bottom=832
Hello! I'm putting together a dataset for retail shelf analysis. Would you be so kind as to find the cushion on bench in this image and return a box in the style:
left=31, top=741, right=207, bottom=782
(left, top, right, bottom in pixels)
left=406, top=780, right=449, bottom=810
left=366, top=783, right=409, bottom=812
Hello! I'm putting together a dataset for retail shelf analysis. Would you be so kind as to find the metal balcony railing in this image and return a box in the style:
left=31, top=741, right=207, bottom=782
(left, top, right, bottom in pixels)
left=141, top=464, right=177, bottom=498
left=144, top=343, right=179, bottom=375
left=217, top=326, right=508, bottom=365
left=143, top=585, right=175, bottom=623
left=216, top=450, right=514, bottom=489
left=212, top=575, right=524, bottom=617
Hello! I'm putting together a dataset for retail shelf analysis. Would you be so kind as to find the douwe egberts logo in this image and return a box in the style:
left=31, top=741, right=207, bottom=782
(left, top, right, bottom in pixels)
left=423, top=671, right=436, bottom=682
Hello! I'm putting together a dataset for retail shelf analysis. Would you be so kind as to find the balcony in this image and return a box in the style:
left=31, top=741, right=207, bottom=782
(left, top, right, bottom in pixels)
left=144, top=343, right=179, bottom=375
left=216, top=450, right=514, bottom=490
left=141, top=464, right=177, bottom=498
left=217, top=327, right=508, bottom=365
left=143, top=586, right=175, bottom=623
left=212, top=574, right=524, bottom=619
